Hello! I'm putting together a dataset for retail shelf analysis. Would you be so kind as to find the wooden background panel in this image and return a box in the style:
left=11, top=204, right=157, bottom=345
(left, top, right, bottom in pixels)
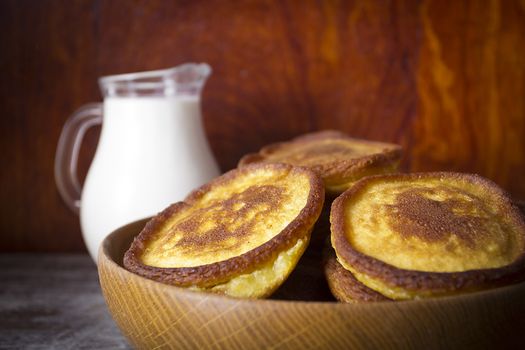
left=0, top=0, right=524, bottom=252
left=413, top=0, right=525, bottom=196
left=0, top=0, right=100, bottom=251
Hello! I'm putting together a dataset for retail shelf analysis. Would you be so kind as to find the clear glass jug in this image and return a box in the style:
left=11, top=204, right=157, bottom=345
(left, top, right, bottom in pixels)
left=55, top=64, right=219, bottom=262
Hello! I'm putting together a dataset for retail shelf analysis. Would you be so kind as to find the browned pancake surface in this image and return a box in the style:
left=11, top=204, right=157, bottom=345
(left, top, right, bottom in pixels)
left=239, top=130, right=402, bottom=194
left=331, top=172, right=525, bottom=299
left=124, top=163, right=324, bottom=289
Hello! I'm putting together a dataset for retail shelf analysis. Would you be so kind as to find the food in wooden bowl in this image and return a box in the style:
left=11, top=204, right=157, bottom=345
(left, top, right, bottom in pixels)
left=99, top=219, right=525, bottom=349
left=98, top=129, right=525, bottom=347
left=123, top=163, right=324, bottom=298
left=238, top=130, right=402, bottom=196
left=328, top=172, right=525, bottom=302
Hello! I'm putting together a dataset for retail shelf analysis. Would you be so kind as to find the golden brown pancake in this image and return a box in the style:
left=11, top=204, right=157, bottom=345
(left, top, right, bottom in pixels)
left=324, top=246, right=391, bottom=303
left=124, top=163, right=324, bottom=299
left=238, top=130, right=402, bottom=195
left=331, top=172, right=525, bottom=300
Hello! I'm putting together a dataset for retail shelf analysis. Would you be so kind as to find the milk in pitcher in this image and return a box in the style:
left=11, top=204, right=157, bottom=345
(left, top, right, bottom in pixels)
left=80, top=95, right=219, bottom=259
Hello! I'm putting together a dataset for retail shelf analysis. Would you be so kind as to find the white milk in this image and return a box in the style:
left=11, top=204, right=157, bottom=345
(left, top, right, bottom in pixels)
left=80, top=96, right=219, bottom=259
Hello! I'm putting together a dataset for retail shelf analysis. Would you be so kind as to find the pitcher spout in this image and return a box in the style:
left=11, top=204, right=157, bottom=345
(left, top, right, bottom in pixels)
left=166, top=63, right=211, bottom=97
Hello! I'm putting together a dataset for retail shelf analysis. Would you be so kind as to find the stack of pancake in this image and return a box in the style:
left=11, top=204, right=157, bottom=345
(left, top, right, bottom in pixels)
left=327, top=173, right=525, bottom=302
left=124, top=130, right=525, bottom=301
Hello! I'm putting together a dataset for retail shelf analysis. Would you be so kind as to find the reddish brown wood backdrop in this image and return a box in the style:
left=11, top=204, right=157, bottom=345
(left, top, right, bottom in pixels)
left=1, top=0, right=524, bottom=252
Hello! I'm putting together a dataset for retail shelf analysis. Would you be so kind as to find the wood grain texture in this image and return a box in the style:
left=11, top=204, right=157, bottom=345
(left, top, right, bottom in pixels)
left=99, top=219, right=525, bottom=349
left=1, top=0, right=525, bottom=251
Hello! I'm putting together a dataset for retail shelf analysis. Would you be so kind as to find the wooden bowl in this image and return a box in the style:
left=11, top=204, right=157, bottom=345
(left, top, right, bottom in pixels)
left=99, top=219, right=525, bottom=349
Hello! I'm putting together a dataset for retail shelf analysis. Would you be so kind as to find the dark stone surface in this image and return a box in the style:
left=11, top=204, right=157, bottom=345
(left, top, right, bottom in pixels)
left=0, top=254, right=130, bottom=350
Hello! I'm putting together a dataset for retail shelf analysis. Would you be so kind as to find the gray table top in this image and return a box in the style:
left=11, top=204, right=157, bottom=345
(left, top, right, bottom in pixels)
left=0, top=254, right=131, bottom=350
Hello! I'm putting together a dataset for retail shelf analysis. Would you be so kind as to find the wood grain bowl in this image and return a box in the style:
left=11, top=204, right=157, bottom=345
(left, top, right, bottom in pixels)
left=98, top=219, right=525, bottom=349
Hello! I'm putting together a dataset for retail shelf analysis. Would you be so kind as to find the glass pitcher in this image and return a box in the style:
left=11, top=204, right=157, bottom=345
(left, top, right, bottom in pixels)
left=55, top=64, right=219, bottom=262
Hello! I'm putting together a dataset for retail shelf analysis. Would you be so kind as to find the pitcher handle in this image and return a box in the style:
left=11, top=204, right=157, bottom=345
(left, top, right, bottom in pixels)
left=54, top=103, right=103, bottom=214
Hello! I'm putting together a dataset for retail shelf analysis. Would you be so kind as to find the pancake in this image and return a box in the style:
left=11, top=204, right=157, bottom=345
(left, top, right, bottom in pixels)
left=124, top=163, right=324, bottom=298
left=238, top=130, right=402, bottom=195
left=331, top=172, right=525, bottom=300
left=324, top=246, right=391, bottom=303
